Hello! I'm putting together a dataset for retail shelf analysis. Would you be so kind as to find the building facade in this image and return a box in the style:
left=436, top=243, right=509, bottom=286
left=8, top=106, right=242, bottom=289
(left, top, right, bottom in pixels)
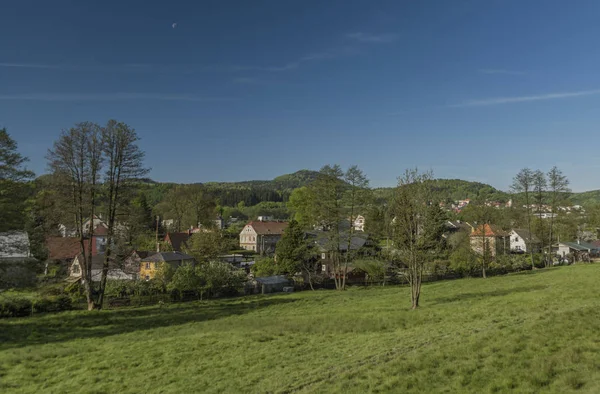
left=239, top=221, right=288, bottom=254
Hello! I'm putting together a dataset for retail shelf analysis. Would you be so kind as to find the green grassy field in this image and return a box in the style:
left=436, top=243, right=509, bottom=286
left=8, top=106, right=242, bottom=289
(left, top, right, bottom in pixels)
left=1, top=265, right=600, bottom=393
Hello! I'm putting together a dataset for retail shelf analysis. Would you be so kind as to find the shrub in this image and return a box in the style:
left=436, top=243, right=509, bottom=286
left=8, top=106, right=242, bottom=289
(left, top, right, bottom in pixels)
left=251, top=258, right=280, bottom=277
left=0, top=297, right=33, bottom=317
left=33, top=295, right=72, bottom=313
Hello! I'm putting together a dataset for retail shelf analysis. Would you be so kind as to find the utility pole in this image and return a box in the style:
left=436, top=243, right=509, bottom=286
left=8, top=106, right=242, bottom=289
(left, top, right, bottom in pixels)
left=155, top=215, right=160, bottom=252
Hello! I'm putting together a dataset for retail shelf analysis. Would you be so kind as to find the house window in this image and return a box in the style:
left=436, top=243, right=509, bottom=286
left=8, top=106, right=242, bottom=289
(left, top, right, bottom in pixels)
left=514, top=237, right=519, bottom=242
left=145, top=262, right=150, bottom=269
left=145, top=275, right=150, bottom=281
left=322, top=264, right=327, bottom=272
left=321, top=253, right=326, bottom=260
left=72, top=264, right=80, bottom=274
left=154, top=262, right=160, bottom=270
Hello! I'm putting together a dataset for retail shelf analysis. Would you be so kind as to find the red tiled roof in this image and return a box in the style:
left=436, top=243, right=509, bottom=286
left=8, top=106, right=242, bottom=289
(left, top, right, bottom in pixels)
left=247, top=221, right=288, bottom=235
left=92, top=225, right=108, bottom=235
left=165, top=232, right=192, bottom=251
left=46, top=237, right=86, bottom=260
left=470, top=224, right=508, bottom=237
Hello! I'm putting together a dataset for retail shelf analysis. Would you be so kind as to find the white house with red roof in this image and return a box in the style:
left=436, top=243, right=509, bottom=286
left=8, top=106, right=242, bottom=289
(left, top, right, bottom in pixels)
left=239, top=221, right=288, bottom=254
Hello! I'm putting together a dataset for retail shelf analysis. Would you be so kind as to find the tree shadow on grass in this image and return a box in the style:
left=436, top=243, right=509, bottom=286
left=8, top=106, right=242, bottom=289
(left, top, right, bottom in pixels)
left=430, top=284, right=547, bottom=305
left=0, top=296, right=297, bottom=351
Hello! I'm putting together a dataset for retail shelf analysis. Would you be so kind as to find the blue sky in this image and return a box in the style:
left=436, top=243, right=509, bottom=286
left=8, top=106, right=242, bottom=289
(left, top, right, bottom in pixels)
left=1, top=0, right=599, bottom=192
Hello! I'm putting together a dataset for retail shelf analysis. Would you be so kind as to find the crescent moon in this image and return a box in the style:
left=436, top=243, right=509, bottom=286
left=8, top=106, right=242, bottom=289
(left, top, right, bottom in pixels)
left=172, top=23, right=177, bottom=29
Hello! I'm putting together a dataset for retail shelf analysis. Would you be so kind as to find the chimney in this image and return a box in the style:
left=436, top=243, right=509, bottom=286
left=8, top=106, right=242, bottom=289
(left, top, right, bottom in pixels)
left=156, top=241, right=160, bottom=253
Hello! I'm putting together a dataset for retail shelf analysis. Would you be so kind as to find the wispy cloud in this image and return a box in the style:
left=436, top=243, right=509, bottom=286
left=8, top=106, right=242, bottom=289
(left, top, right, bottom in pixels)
left=0, top=93, right=232, bottom=102
left=232, top=77, right=261, bottom=85
left=478, top=69, right=525, bottom=76
left=230, top=47, right=359, bottom=73
left=346, top=32, right=398, bottom=43
left=451, top=89, right=600, bottom=107
left=0, top=62, right=66, bottom=69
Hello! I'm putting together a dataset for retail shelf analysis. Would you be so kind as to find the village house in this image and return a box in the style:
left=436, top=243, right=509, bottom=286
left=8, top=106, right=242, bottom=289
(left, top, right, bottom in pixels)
left=165, top=231, right=193, bottom=251
left=557, top=241, right=599, bottom=261
left=508, top=229, right=541, bottom=253
left=442, top=220, right=474, bottom=239
left=0, top=231, right=31, bottom=259
left=139, top=251, right=196, bottom=280
left=351, top=215, right=365, bottom=232
left=239, top=221, right=288, bottom=254
left=69, top=254, right=137, bottom=282
left=312, top=231, right=377, bottom=282
left=470, top=224, right=509, bottom=257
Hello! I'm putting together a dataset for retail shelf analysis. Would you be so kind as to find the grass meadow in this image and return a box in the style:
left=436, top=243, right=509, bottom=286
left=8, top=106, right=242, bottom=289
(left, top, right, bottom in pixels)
left=1, top=264, right=600, bottom=393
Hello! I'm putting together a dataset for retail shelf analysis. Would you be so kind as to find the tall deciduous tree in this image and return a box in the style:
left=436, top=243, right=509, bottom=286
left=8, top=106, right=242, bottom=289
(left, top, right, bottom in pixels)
left=511, top=168, right=535, bottom=269
left=547, top=167, right=570, bottom=260
left=0, top=128, right=34, bottom=232
left=47, top=122, right=103, bottom=310
left=98, top=120, right=148, bottom=307
left=311, top=165, right=346, bottom=290
left=342, top=165, right=370, bottom=289
left=184, top=230, right=228, bottom=262
left=390, top=168, right=434, bottom=309
left=185, top=185, right=217, bottom=228
left=47, top=121, right=147, bottom=310
left=288, top=186, right=316, bottom=228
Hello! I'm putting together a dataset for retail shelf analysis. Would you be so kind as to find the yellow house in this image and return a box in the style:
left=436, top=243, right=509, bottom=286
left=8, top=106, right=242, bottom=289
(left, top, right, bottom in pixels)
left=140, top=251, right=196, bottom=280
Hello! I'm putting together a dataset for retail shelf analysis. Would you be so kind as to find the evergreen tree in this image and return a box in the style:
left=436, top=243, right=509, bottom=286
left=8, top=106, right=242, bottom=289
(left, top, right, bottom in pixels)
left=275, top=220, right=315, bottom=275
left=0, top=128, right=34, bottom=232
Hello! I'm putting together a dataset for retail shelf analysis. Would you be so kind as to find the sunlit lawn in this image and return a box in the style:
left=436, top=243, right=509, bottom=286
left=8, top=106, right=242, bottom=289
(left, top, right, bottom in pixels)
left=1, top=264, right=600, bottom=393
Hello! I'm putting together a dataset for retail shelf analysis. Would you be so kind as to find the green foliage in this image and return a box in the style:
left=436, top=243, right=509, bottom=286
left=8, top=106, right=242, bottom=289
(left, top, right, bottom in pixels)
left=196, top=261, right=247, bottom=298
left=0, top=129, right=35, bottom=232
left=288, top=186, right=316, bottom=227
left=252, top=257, right=280, bottom=277
left=449, top=245, right=479, bottom=277
left=0, top=293, right=72, bottom=318
left=275, top=220, right=314, bottom=275
left=0, top=296, right=32, bottom=317
left=353, top=258, right=387, bottom=284
left=184, top=230, right=228, bottom=262
left=168, top=263, right=206, bottom=300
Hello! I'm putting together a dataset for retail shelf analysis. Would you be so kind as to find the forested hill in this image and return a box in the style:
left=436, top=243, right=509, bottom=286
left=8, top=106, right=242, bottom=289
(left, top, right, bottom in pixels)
left=373, top=179, right=510, bottom=203
left=568, top=190, right=600, bottom=206
left=35, top=171, right=599, bottom=208
left=196, top=170, right=321, bottom=206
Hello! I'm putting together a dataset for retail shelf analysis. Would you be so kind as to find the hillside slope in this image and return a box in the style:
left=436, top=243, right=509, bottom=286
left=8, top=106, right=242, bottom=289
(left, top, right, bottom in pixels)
left=2, top=265, right=600, bottom=392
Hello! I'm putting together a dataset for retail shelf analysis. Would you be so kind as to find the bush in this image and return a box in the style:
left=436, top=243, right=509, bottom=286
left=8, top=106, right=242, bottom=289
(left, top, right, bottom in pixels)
left=33, top=295, right=72, bottom=313
left=251, top=258, right=280, bottom=277
left=0, top=297, right=33, bottom=317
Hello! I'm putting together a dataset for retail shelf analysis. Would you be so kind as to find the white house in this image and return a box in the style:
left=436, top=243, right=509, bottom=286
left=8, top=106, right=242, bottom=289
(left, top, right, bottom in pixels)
left=239, top=221, right=288, bottom=254
left=69, top=254, right=136, bottom=281
left=0, top=231, right=31, bottom=259
left=352, top=215, right=365, bottom=232
left=508, top=229, right=541, bottom=253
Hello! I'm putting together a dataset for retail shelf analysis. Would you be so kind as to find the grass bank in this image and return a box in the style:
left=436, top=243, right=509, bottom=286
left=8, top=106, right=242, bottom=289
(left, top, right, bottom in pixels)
left=1, top=264, right=599, bottom=393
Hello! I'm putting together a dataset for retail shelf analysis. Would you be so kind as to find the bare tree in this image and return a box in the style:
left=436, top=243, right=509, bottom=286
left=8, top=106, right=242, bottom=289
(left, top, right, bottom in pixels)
left=341, top=165, right=369, bottom=290
left=547, top=167, right=570, bottom=262
left=390, top=169, right=433, bottom=309
left=533, top=170, right=547, bottom=266
left=511, top=168, right=535, bottom=269
left=47, top=122, right=103, bottom=310
left=97, top=120, right=148, bottom=307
